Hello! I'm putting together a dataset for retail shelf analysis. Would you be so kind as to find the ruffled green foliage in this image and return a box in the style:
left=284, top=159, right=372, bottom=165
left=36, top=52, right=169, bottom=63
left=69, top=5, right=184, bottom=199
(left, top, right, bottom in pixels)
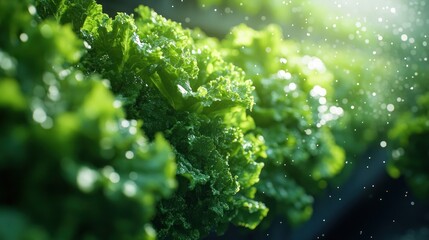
left=0, top=1, right=176, bottom=239
left=196, top=0, right=393, bottom=161
left=388, top=93, right=429, bottom=199
left=35, top=0, right=268, bottom=239
left=195, top=24, right=345, bottom=225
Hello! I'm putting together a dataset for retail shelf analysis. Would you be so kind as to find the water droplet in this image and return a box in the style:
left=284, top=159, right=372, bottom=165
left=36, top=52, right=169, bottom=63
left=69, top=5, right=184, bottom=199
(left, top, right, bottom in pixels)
left=59, top=69, right=71, bottom=79
left=123, top=180, right=137, bottom=197
left=83, top=41, right=92, bottom=49
left=77, top=167, right=98, bottom=192
left=303, top=56, right=326, bottom=72
left=121, top=120, right=130, bottom=128
left=125, top=151, right=134, bottom=159
left=75, top=72, right=84, bottom=81
left=129, top=127, right=137, bottom=135
left=284, top=82, right=297, bottom=92
left=33, top=107, right=47, bottom=123
left=278, top=70, right=292, bottom=80
left=113, top=100, right=122, bottom=108
left=28, top=5, right=37, bottom=15
left=19, top=33, right=28, bottom=42
left=387, top=104, right=395, bottom=112
left=310, top=85, right=327, bottom=97
left=109, top=172, right=120, bottom=183
left=48, top=85, right=60, bottom=101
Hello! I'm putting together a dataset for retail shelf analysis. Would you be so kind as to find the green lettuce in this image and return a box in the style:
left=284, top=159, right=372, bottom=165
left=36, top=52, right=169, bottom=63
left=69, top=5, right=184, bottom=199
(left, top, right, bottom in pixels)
left=0, top=1, right=176, bottom=239
left=194, top=24, right=345, bottom=225
left=35, top=0, right=268, bottom=239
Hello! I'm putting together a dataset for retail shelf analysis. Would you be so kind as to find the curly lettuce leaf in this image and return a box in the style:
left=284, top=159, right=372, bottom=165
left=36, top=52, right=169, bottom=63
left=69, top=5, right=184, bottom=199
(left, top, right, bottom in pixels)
left=211, top=24, right=345, bottom=225
left=35, top=1, right=267, bottom=239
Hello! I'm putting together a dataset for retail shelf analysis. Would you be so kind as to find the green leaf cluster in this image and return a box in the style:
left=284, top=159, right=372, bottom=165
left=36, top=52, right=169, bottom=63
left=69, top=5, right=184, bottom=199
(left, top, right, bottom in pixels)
left=0, top=1, right=176, bottom=239
left=195, top=24, right=345, bottom=225
left=35, top=0, right=268, bottom=239
left=3, top=0, right=350, bottom=238
left=201, top=0, right=429, bottom=209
